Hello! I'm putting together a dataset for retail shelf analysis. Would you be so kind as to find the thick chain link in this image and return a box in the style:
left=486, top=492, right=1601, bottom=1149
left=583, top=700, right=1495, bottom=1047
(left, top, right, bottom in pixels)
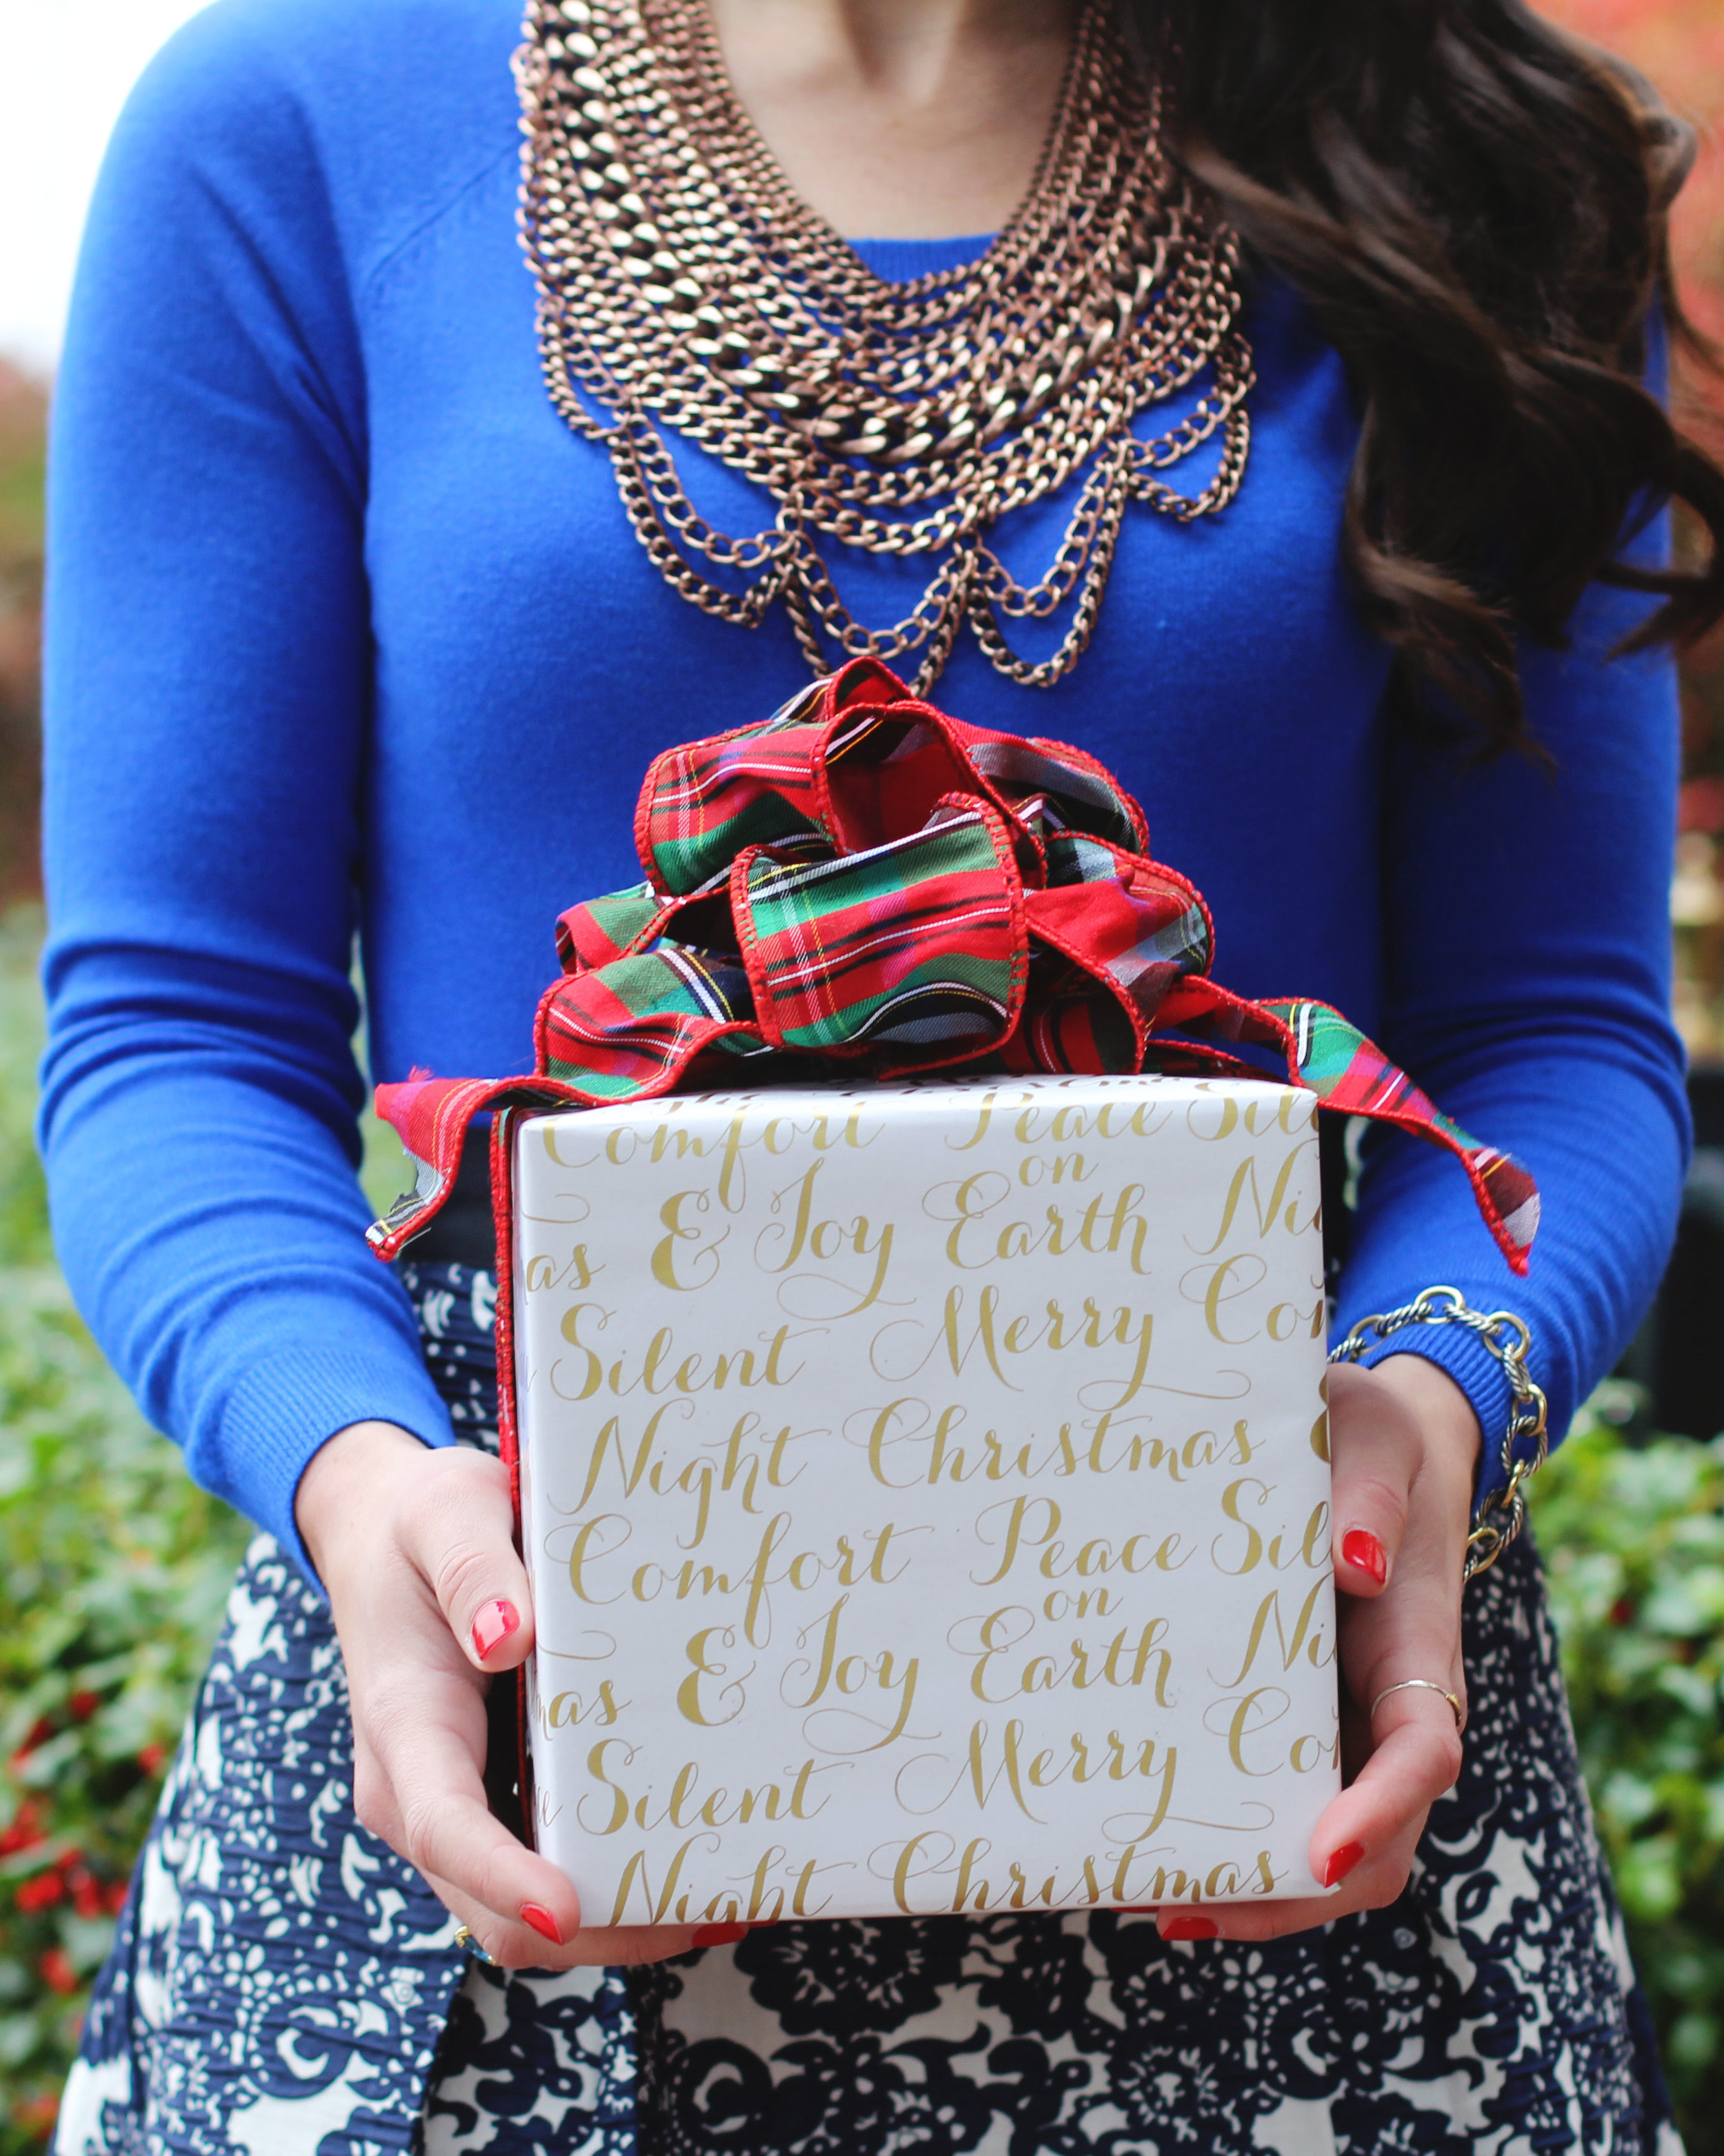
left=513, top=0, right=1254, bottom=691
left=1327, top=1286, right=1551, bottom=1586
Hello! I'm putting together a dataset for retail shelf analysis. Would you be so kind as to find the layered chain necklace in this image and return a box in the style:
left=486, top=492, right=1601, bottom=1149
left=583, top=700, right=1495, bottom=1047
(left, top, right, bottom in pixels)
left=514, top=0, right=1254, bottom=692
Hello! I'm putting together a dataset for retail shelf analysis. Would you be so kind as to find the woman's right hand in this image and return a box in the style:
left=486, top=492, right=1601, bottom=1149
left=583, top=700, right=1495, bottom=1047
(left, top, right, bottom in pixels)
left=296, top=1419, right=720, bottom=1970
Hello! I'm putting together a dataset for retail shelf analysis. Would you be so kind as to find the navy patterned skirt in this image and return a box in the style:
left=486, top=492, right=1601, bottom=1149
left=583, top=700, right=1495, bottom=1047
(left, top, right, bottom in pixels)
left=57, top=1260, right=1682, bottom=2156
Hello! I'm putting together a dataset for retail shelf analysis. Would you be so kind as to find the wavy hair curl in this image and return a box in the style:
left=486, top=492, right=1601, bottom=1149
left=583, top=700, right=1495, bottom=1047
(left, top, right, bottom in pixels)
left=1133, top=0, right=1724, bottom=751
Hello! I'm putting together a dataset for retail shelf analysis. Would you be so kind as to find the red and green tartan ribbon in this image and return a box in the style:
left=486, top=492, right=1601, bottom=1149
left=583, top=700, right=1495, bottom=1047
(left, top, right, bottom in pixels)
left=370, top=659, right=1539, bottom=1273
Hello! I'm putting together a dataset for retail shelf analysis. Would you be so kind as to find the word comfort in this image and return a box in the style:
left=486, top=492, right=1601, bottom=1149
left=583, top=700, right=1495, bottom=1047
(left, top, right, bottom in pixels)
left=510, top=1073, right=1338, bottom=1924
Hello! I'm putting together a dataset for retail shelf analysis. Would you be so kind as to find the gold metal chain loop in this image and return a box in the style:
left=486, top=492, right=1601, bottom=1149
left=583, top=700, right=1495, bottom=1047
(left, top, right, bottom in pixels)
left=1327, top=1286, right=1551, bottom=1585
left=513, top=0, right=1254, bottom=691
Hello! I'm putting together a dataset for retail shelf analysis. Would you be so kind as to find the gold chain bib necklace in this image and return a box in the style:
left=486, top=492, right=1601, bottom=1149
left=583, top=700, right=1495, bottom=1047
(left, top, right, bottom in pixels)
left=514, top=0, right=1254, bottom=692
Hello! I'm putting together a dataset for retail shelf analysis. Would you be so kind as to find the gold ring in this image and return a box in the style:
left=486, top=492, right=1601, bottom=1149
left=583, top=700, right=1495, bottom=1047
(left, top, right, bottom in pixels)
left=1369, top=1678, right=1465, bottom=1733
left=453, top=1924, right=498, bottom=1965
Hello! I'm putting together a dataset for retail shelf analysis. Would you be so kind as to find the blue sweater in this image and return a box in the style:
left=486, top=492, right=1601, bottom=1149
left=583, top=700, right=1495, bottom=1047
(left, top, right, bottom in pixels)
left=41, top=0, right=1689, bottom=1579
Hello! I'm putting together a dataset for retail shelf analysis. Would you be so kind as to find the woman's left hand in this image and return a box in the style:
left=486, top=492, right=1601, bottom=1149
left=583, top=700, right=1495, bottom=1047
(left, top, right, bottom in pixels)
left=1154, top=1355, right=1479, bottom=1944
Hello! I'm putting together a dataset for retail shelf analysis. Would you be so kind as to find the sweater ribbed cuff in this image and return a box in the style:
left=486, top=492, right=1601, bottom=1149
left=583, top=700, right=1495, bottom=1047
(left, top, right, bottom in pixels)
left=1354, top=1324, right=1518, bottom=1516
left=209, top=1347, right=456, bottom=1592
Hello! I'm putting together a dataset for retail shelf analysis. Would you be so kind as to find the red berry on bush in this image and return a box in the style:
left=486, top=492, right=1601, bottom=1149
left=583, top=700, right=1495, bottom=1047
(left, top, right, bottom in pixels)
left=137, top=1744, right=166, bottom=1775
left=16, top=1873, right=64, bottom=1912
left=11, top=1717, right=54, bottom=1767
left=70, top=1871, right=102, bottom=1919
left=68, top=1691, right=99, bottom=1722
left=39, top=1949, right=78, bottom=1997
left=0, top=1801, right=43, bottom=1855
left=103, top=1879, right=130, bottom=1915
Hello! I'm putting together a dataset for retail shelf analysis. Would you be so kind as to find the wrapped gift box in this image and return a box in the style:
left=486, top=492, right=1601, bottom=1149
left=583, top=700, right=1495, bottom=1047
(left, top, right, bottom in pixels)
left=508, top=1070, right=1339, bottom=1924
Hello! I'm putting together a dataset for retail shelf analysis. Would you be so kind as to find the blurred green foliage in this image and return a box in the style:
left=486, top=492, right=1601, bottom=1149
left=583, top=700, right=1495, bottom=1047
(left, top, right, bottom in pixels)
left=0, top=910, right=250, bottom=2146
left=1534, top=1389, right=1724, bottom=2148
left=0, top=908, right=1718, bottom=2149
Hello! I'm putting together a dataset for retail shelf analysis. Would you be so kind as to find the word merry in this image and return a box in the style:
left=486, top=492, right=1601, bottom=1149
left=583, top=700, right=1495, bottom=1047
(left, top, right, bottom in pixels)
left=874, top=1286, right=1155, bottom=1410
left=899, top=1716, right=1179, bottom=1830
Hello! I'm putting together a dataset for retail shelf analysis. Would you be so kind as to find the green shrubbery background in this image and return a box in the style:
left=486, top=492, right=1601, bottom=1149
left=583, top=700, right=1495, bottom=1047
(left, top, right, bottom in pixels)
left=0, top=912, right=249, bottom=2150
left=0, top=915, right=1718, bottom=2150
left=1536, top=1392, right=1724, bottom=2133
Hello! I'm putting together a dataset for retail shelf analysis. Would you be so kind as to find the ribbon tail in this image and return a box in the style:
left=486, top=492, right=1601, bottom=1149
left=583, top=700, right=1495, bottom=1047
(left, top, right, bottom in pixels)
left=1157, top=981, right=1539, bottom=1275
left=368, top=1072, right=617, bottom=1260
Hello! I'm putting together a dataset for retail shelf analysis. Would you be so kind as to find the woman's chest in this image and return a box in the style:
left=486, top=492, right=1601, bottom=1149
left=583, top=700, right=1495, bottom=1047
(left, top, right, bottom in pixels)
left=354, top=156, right=1396, bottom=1063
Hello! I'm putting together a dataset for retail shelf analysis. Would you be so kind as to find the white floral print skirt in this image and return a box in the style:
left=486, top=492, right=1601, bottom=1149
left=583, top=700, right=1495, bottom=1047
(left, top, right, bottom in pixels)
left=55, top=1260, right=1683, bottom=2156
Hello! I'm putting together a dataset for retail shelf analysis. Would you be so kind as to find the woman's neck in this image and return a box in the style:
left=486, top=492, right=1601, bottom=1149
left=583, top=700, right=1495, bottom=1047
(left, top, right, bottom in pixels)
left=704, top=0, right=1077, bottom=238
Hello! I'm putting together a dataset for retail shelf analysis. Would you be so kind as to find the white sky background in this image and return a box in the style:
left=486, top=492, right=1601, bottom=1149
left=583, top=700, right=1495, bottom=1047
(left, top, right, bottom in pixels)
left=0, top=0, right=214, bottom=373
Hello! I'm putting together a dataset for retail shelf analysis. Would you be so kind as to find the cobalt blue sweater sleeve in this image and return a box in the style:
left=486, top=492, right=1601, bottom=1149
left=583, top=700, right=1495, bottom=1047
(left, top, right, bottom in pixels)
left=38, top=10, right=457, bottom=1577
left=1334, top=564, right=1690, bottom=1475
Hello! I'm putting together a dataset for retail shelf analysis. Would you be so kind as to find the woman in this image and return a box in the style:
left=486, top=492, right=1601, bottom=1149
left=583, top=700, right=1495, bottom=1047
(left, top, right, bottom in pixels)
left=39, top=0, right=1720, bottom=2148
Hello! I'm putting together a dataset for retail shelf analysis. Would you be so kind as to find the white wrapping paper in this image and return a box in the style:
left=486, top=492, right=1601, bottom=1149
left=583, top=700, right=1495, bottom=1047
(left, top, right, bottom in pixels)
left=511, top=1072, right=1339, bottom=1924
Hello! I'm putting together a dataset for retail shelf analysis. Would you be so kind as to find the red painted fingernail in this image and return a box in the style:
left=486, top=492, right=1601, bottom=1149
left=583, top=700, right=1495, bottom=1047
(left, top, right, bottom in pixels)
left=693, top=1922, right=748, bottom=1948
left=519, top=1902, right=562, bottom=1944
left=1341, top=1530, right=1387, bottom=1585
left=1323, top=1841, right=1365, bottom=1888
left=1160, top=1914, right=1220, bottom=1941
left=472, top=1599, right=521, bottom=1661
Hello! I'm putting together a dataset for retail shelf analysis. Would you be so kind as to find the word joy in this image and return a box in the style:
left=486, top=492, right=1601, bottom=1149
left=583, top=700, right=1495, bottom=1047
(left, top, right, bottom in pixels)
left=782, top=1595, right=923, bottom=1750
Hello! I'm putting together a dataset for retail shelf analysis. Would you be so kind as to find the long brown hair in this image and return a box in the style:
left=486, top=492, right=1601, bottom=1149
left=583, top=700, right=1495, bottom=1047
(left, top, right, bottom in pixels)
left=1134, top=0, right=1724, bottom=752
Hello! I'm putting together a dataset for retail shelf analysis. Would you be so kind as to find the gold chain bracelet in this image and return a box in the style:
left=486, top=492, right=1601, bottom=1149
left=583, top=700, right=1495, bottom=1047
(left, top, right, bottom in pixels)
left=1327, top=1286, right=1550, bottom=1584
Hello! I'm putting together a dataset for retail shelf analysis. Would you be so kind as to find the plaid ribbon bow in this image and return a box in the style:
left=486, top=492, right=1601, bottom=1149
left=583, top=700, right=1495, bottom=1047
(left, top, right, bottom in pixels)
left=369, top=659, right=1538, bottom=1274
